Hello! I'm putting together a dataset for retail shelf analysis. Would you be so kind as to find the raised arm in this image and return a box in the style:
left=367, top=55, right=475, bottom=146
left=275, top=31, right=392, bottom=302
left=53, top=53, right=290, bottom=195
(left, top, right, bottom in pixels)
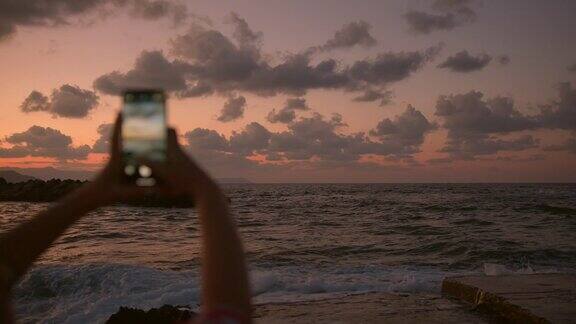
left=152, top=130, right=252, bottom=321
left=0, top=116, right=145, bottom=322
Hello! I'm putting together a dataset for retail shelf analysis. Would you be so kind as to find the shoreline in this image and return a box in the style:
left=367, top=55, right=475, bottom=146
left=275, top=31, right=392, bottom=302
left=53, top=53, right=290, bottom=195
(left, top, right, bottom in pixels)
left=105, top=274, right=576, bottom=323
left=253, top=291, right=488, bottom=323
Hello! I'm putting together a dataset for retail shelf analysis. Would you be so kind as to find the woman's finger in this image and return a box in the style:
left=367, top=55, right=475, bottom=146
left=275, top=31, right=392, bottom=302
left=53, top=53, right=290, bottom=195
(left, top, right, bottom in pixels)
left=110, top=113, right=123, bottom=160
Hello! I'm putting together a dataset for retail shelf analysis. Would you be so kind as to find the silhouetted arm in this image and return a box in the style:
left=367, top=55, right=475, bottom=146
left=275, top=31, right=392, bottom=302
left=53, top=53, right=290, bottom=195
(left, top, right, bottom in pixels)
left=0, top=115, right=144, bottom=322
left=152, top=130, right=251, bottom=321
left=0, top=182, right=107, bottom=288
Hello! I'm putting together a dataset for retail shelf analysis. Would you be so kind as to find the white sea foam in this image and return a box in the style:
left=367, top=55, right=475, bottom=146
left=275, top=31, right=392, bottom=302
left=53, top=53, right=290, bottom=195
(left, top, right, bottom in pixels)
left=15, top=263, right=451, bottom=323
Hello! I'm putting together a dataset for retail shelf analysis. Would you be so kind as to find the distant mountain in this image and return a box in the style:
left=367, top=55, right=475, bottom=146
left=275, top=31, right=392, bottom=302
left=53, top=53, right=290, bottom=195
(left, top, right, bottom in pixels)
left=0, top=170, right=38, bottom=183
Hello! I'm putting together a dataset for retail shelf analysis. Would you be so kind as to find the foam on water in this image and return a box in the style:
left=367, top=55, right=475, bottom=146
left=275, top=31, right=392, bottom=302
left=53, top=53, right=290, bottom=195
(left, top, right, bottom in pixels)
left=14, top=263, right=458, bottom=323
left=15, top=261, right=560, bottom=323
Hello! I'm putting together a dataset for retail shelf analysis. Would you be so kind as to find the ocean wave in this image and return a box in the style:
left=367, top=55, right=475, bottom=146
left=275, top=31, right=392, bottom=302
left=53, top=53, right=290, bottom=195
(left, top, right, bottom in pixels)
left=14, top=263, right=453, bottom=323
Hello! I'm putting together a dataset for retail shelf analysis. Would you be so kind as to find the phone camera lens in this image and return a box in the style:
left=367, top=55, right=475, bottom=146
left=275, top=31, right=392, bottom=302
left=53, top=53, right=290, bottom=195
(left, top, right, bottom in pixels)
left=138, top=165, right=152, bottom=178
left=124, top=164, right=136, bottom=176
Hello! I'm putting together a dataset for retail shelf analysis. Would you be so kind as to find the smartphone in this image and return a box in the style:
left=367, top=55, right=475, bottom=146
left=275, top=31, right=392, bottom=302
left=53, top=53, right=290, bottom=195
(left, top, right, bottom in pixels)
left=121, top=89, right=167, bottom=187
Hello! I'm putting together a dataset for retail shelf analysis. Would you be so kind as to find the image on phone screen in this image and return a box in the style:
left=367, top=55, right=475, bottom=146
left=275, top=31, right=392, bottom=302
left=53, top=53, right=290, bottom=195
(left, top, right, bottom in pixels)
left=121, top=90, right=166, bottom=186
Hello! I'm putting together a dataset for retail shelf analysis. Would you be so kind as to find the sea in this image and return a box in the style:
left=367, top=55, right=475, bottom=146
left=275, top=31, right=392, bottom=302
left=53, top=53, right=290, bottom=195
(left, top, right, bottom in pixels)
left=1, top=183, right=575, bottom=323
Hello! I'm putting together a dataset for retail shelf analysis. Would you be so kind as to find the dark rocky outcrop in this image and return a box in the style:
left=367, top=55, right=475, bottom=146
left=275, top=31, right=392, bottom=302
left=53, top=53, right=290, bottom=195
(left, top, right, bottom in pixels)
left=0, top=178, right=194, bottom=208
left=106, top=305, right=196, bottom=324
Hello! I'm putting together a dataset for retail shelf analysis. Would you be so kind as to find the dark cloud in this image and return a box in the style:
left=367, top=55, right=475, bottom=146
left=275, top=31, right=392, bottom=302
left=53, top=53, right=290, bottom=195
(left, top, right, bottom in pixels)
left=536, top=82, right=576, bottom=130
left=185, top=128, right=229, bottom=151
left=439, top=135, right=539, bottom=160
left=433, top=84, right=576, bottom=160
left=404, top=0, right=476, bottom=35
left=267, top=109, right=296, bottom=124
left=229, top=122, right=272, bottom=154
left=20, top=91, right=50, bottom=113
left=217, top=95, right=246, bottom=122
left=0, top=126, right=90, bottom=160
left=497, top=55, right=511, bottom=65
left=432, top=0, right=476, bottom=18
left=353, top=89, right=393, bottom=106
left=0, top=0, right=188, bottom=41
left=93, top=50, right=190, bottom=95
left=404, top=11, right=458, bottom=35
left=370, top=105, right=437, bottom=150
left=438, top=50, right=492, bottom=72
left=225, top=11, right=262, bottom=49
left=494, top=154, right=546, bottom=162
left=284, top=98, right=309, bottom=111
left=92, top=123, right=113, bottom=153
left=544, top=138, right=576, bottom=154
left=180, top=107, right=434, bottom=173
left=321, top=20, right=377, bottom=51
left=349, top=45, right=442, bottom=84
left=267, top=98, right=310, bottom=124
left=94, top=15, right=441, bottom=103
left=434, top=90, right=541, bottom=159
left=20, top=84, right=99, bottom=118
left=435, top=91, right=537, bottom=137
left=130, top=0, right=187, bottom=24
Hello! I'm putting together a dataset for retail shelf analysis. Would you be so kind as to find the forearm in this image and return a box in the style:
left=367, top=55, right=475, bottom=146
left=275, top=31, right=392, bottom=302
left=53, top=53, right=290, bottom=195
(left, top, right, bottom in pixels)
left=195, top=182, right=251, bottom=317
left=0, top=182, right=105, bottom=287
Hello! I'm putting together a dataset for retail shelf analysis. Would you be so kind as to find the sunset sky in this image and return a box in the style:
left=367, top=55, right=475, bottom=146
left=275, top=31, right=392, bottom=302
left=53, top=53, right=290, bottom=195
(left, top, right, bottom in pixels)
left=1, top=0, right=575, bottom=182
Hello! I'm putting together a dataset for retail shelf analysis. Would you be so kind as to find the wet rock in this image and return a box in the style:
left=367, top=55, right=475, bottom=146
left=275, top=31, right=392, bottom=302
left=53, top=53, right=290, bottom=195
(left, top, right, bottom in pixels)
left=106, top=304, right=196, bottom=324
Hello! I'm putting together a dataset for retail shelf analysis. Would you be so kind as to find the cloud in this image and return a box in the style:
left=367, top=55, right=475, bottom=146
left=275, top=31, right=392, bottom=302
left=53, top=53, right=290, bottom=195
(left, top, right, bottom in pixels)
left=370, top=104, right=437, bottom=150
left=267, top=98, right=310, bottom=123
left=321, top=21, right=377, bottom=51
left=185, top=128, right=229, bottom=151
left=0, top=0, right=188, bottom=41
left=353, top=89, right=393, bottom=106
left=404, top=0, right=476, bottom=35
left=20, top=91, right=50, bottom=113
left=435, top=91, right=537, bottom=137
left=349, top=45, right=442, bottom=85
left=543, top=138, right=576, bottom=154
left=225, top=11, right=263, bottom=49
left=434, top=90, right=540, bottom=159
left=94, top=15, right=441, bottom=102
left=129, top=0, right=187, bottom=24
left=179, top=106, right=435, bottom=175
left=497, top=55, right=511, bottom=65
left=432, top=84, right=576, bottom=160
left=217, top=95, right=246, bottom=122
left=20, top=84, right=99, bottom=118
left=437, top=50, right=492, bottom=72
left=229, top=122, right=272, bottom=154
left=0, top=126, right=90, bottom=160
left=93, top=50, right=190, bottom=95
left=536, top=82, right=576, bottom=130
left=404, top=11, right=458, bottom=35
left=92, top=123, right=113, bottom=153
left=267, top=109, right=296, bottom=124
left=439, top=135, right=539, bottom=160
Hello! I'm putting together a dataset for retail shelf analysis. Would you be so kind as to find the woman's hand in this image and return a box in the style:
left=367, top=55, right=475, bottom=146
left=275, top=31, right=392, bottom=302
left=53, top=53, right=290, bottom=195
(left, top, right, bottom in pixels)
left=84, top=113, right=222, bottom=207
left=145, top=128, right=224, bottom=205
left=80, top=114, right=158, bottom=206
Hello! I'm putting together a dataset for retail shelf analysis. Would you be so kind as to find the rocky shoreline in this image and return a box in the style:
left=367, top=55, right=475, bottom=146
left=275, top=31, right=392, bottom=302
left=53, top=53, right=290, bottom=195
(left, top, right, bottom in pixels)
left=0, top=178, right=194, bottom=207
left=103, top=274, right=576, bottom=323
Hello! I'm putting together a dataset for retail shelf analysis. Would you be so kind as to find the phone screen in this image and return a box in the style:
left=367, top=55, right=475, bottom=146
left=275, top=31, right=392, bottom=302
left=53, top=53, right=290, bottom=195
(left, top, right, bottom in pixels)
left=122, top=90, right=166, bottom=186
